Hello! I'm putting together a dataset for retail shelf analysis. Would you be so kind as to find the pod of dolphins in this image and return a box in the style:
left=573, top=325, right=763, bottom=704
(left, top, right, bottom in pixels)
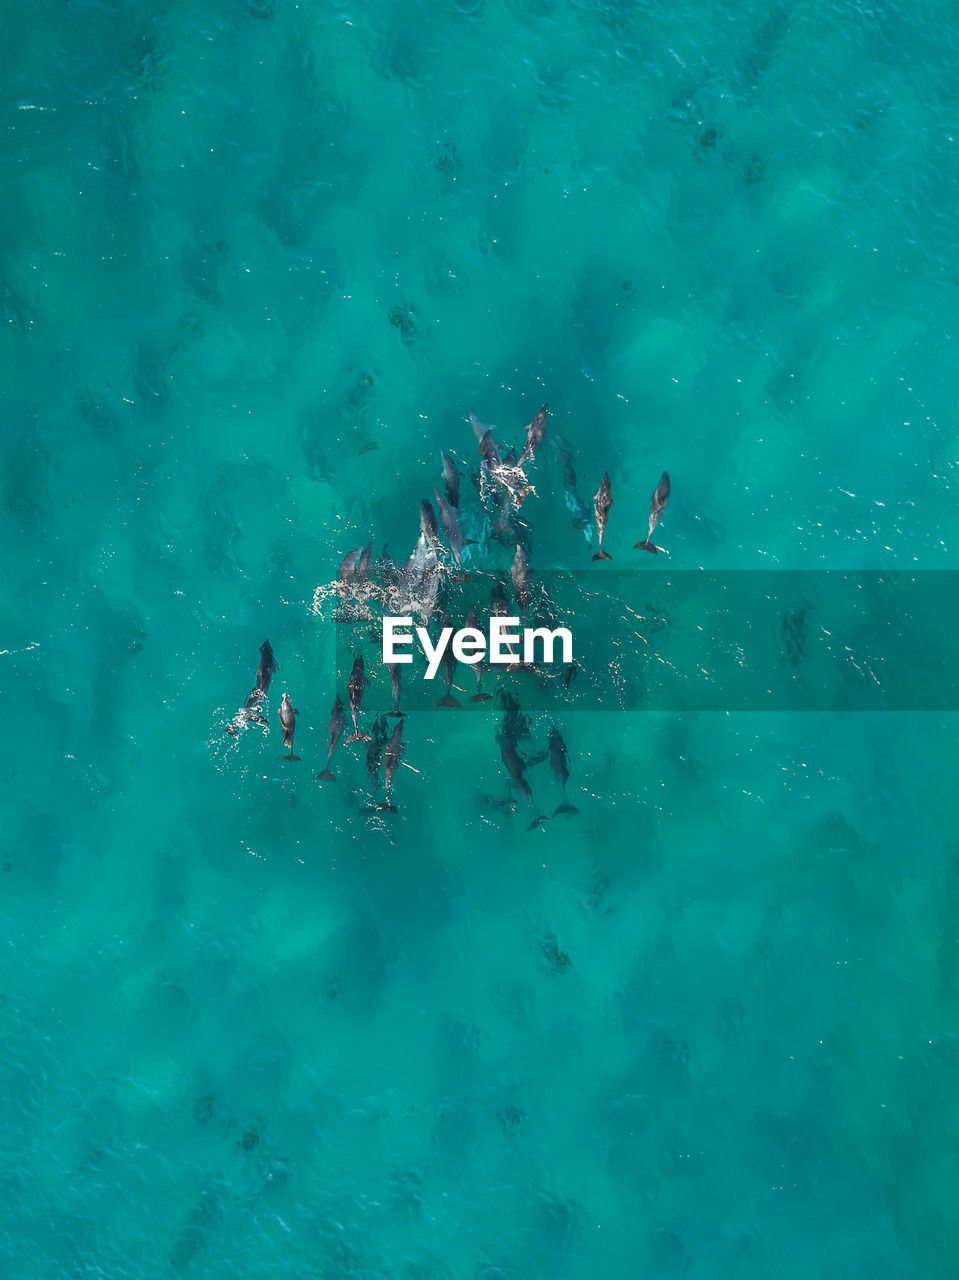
left=224, top=403, right=671, bottom=826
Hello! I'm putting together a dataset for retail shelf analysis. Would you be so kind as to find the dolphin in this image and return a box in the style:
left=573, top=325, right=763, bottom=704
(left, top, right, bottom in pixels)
left=470, top=414, right=503, bottom=469
left=496, top=731, right=533, bottom=806
left=557, top=447, right=592, bottom=530
left=255, top=640, right=278, bottom=693
left=634, top=472, right=670, bottom=554
left=441, top=453, right=462, bottom=508
left=375, top=544, right=400, bottom=593
left=226, top=684, right=268, bottom=735
left=479, top=429, right=505, bottom=472
left=378, top=721, right=404, bottom=813
left=491, top=458, right=535, bottom=508
left=419, top=499, right=442, bottom=554
left=243, top=688, right=267, bottom=723
left=403, top=532, right=441, bottom=627
left=226, top=642, right=275, bottom=734
left=436, top=642, right=462, bottom=708
left=495, top=692, right=546, bottom=825
left=356, top=540, right=373, bottom=578
left=496, top=731, right=547, bottom=829
left=511, top=544, right=532, bottom=625
left=496, top=689, right=530, bottom=742
left=468, top=605, right=492, bottom=702
left=316, top=695, right=345, bottom=781
left=548, top=727, right=578, bottom=816
left=366, top=713, right=389, bottom=781
left=353, top=541, right=375, bottom=605
left=591, top=472, right=613, bottom=561
left=336, top=548, right=362, bottom=603
left=279, top=692, right=300, bottom=761
left=490, top=577, right=519, bottom=663
left=470, top=413, right=535, bottom=508
left=345, top=655, right=372, bottom=743
left=433, top=487, right=475, bottom=576
left=386, top=661, right=405, bottom=718
left=519, top=403, right=548, bottom=465
left=478, top=792, right=518, bottom=814
left=469, top=412, right=495, bottom=446
left=490, top=483, right=519, bottom=544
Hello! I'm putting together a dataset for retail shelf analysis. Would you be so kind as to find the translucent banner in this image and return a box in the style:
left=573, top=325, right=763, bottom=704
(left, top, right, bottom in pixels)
left=331, top=571, right=959, bottom=712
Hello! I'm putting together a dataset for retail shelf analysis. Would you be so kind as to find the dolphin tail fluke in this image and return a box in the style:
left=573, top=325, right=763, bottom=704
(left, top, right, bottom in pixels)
left=436, top=695, right=462, bottom=708
left=471, top=692, right=492, bottom=703
left=591, top=549, right=613, bottom=561
left=387, top=709, right=405, bottom=718
left=376, top=802, right=398, bottom=814
left=345, top=732, right=373, bottom=743
left=633, top=540, right=659, bottom=554
left=316, top=768, right=336, bottom=782
left=554, top=800, right=579, bottom=817
left=283, top=752, right=302, bottom=761
left=527, top=814, right=549, bottom=831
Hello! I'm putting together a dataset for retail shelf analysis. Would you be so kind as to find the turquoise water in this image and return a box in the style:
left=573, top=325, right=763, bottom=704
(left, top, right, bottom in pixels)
left=3, top=0, right=959, bottom=1274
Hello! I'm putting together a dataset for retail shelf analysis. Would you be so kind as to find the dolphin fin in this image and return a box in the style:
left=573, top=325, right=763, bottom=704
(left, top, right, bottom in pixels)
left=527, top=814, right=549, bottom=831
left=634, top=540, right=658, bottom=553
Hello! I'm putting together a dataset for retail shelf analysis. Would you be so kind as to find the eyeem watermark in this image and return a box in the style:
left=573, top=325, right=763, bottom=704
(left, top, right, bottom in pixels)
left=383, top=616, right=573, bottom=678
left=332, top=572, right=959, bottom=712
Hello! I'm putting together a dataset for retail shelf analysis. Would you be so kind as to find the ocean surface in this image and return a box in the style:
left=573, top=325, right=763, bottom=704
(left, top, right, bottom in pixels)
left=3, top=0, right=959, bottom=1275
